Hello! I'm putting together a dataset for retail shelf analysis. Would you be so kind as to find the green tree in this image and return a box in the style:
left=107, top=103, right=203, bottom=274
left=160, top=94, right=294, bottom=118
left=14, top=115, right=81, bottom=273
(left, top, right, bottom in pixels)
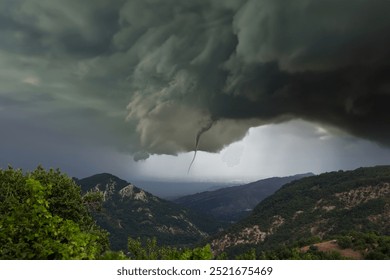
left=235, top=248, right=257, bottom=260
left=0, top=167, right=108, bottom=259
left=127, top=237, right=213, bottom=260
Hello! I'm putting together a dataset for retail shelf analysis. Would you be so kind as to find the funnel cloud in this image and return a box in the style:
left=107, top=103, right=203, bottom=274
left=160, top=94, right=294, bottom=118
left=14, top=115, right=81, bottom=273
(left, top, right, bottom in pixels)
left=188, top=119, right=214, bottom=173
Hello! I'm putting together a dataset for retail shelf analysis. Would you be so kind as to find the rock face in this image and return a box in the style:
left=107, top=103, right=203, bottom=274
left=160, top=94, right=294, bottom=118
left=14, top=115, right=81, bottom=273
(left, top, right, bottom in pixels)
left=210, top=166, right=390, bottom=255
left=119, top=184, right=150, bottom=202
left=334, top=183, right=390, bottom=209
left=75, top=173, right=220, bottom=251
left=212, top=215, right=285, bottom=253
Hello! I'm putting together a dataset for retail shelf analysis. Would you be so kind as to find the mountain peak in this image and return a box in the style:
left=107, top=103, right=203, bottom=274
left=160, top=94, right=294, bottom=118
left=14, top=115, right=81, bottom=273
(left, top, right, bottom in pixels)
left=76, top=173, right=129, bottom=193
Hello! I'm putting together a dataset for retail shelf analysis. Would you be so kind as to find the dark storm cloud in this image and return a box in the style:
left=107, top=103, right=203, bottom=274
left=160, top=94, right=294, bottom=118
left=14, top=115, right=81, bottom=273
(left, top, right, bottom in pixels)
left=1, top=0, right=390, bottom=159
left=220, top=0, right=390, bottom=145
left=124, top=0, right=390, bottom=155
left=0, top=0, right=123, bottom=56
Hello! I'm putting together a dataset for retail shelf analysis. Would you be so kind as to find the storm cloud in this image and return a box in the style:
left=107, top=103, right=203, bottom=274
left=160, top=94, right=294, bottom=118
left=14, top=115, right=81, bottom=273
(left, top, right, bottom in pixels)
left=1, top=0, right=390, bottom=159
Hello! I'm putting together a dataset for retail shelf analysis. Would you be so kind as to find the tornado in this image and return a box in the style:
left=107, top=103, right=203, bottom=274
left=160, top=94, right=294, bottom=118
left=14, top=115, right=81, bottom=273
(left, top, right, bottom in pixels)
left=187, top=120, right=215, bottom=173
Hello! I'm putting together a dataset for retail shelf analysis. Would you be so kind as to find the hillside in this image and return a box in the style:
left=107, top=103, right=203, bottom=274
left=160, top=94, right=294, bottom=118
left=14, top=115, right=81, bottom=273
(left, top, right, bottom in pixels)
left=75, top=174, right=221, bottom=251
left=174, top=173, right=313, bottom=223
left=210, top=166, right=390, bottom=256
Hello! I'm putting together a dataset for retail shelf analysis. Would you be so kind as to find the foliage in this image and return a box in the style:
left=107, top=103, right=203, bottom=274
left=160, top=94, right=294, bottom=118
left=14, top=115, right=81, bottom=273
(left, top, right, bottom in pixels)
left=0, top=166, right=108, bottom=259
left=82, top=190, right=104, bottom=212
left=230, top=244, right=345, bottom=260
left=335, top=231, right=390, bottom=260
left=235, top=248, right=257, bottom=260
left=100, top=250, right=129, bottom=260
left=126, top=237, right=213, bottom=260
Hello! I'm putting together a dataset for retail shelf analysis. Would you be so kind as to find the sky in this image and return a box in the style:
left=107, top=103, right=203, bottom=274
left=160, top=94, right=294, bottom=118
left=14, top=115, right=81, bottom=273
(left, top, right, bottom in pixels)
left=1, top=0, right=390, bottom=184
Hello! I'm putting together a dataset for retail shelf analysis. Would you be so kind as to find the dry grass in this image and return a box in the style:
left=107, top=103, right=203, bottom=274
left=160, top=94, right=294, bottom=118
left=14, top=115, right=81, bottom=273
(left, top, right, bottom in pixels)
left=301, top=240, right=363, bottom=259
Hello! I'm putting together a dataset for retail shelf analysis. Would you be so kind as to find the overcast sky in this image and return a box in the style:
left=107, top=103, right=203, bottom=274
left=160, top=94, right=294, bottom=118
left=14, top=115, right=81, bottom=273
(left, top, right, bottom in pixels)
left=1, top=0, right=390, bottom=184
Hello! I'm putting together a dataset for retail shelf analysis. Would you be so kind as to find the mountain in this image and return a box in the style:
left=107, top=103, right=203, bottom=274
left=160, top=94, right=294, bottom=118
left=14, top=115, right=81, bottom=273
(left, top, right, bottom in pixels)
left=174, top=173, right=313, bottom=223
left=210, top=166, right=390, bottom=256
left=74, top=173, right=221, bottom=251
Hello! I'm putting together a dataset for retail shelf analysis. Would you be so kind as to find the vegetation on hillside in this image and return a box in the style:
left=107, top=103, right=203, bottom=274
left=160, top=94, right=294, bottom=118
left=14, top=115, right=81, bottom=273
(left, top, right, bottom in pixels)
left=224, top=231, right=390, bottom=260
left=1, top=165, right=389, bottom=260
left=211, top=166, right=390, bottom=256
left=335, top=231, right=390, bottom=260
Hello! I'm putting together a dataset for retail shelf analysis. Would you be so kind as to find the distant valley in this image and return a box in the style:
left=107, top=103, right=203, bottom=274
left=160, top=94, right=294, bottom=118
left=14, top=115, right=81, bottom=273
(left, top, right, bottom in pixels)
left=174, top=173, right=313, bottom=223
left=130, top=180, right=232, bottom=199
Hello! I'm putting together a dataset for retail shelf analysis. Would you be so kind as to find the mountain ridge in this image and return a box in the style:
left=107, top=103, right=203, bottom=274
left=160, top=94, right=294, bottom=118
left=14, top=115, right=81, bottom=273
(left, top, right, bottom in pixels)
left=209, top=165, right=390, bottom=256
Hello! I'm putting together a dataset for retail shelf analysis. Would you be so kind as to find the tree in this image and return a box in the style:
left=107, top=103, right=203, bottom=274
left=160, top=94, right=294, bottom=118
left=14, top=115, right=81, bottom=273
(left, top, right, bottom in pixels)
left=0, top=166, right=108, bottom=259
left=126, top=237, right=213, bottom=260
